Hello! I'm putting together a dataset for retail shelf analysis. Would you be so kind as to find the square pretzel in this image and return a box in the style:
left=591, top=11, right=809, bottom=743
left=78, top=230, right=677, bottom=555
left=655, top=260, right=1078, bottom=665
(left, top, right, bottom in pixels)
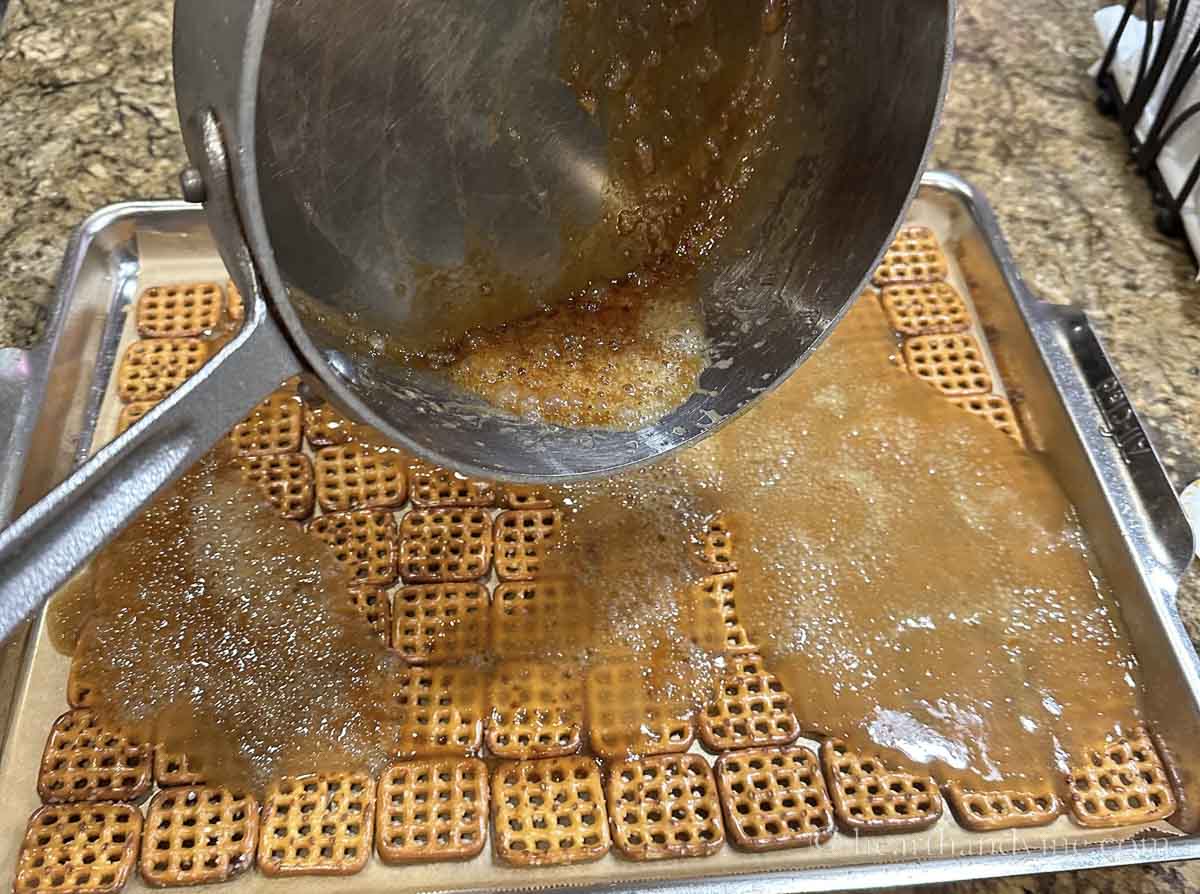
left=141, top=786, right=258, bottom=886
left=902, top=333, right=993, bottom=397
left=494, top=509, right=562, bottom=580
left=38, top=709, right=151, bottom=804
left=307, top=510, right=398, bottom=586
left=386, top=664, right=487, bottom=757
left=491, top=757, right=610, bottom=866
left=491, top=579, right=593, bottom=658
left=304, top=402, right=357, bottom=448
left=116, top=400, right=158, bottom=435
left=14, top=803, right=143, bottom=894
left=880, top=281, right=970, bottom=335
left=607, top=753, right=724, bottom=860
left=117, top=338, right=210, bottom=403
left=408, top=461, right=496, bottom=508
left=698, top=654, right=800, bottom=752
left=349, top=586, right=391, bottom=644
left=66, top=626, right=98, bottom=708
left=154, top=747, right=205, bottom=788
left=225, top=279, right=245, bottom=326
left=487, top=661, right=584, bottom=759
left=258, top=773, right=375, bottom=877
left=946, top=784, right=1060, bottom=832
left=715, top=747, right=834, bottom=851
left=229, top=387, right=305, bottom=456
left=873, top=225, right=949, bottom=286
left=687, top=573, right=755, bottom=654
left=500, top=485, right=554, bottom=510
left=1067, top=728, right=1177, bottom=828
left=820, top=739, right=943, bottom=834
left=699, top=515, right=737, bottom=571
left=392, top=582, right=490, bottom=664
left=136, top=283, right=224, bottom=338
left=398, top=509, right=492, bottom=583
left=376, top=758, right=489, bottom=863
left=948, top=394, right=1026, bottom=447
left=315, top=443, right=408, bottom=511
left=585, top=659, right=695, bottom=758
left=235, top=452, right=315, bottom=520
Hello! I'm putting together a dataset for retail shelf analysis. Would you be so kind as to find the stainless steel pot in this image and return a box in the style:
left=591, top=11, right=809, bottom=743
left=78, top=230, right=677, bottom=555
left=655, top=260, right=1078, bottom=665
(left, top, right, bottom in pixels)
left=0, top=0, right=952, bottom=638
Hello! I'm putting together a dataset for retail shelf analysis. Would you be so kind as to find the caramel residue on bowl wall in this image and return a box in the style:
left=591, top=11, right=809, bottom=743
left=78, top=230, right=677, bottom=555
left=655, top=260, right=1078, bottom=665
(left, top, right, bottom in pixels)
left=355, top=0, right=790, bottom=431
left=441, top=268, right=709, bottom=430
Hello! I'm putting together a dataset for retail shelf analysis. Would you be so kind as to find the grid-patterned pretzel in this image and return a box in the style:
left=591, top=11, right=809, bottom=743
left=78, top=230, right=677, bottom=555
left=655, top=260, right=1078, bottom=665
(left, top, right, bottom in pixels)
left=408, top=461, right=496, bottom=508
left=688, top=573, right=755, bottom=654
left=225, top=279, right=245, bottom=326
left=349, top=587, right=391, bottom=644
left=154, top=747, right=205, bottom=788
left=607, top=753, right=724, bottom=861
left=117, top=400, right=158, bottom=435
left=307, top=510, right=397, bottom=586
left=487, top=661, right=584, bottom=759
left=494, top=509, right=562, bottom=580
left=946, top=784, right=1061, bottom=832
left=715, top=747, right=834, bottom=851
left=500, top=485, right=555, bottom=510
left=141, top=786, right=258, bottom=886
left=37, top=709, right=151, bottom=804
left=902, top=333, right=993, bottom=397
left=66, top=628, right=97, bottom=708
left=117, top=338, right=210, bottom=403
left=398, top=509, right=492, bottom=583
left=303, top=403, right=357, bottom=448
left=229, top=388, right=304, bottom=456
left=491, top=579, right=593, bottom=658
left=392, top=582, right=489, bottom=664
left=490, top=757, right=611, bottom=867
left=872, top=225, right=949, bottom=286
left=1066, top=728, right=1177, bottom=828
left=376, top=758, right=489, bottom=863
left=585, top=659, right=695, bottom=759
left=235, top=453, right=315, bottom=520
left=387, top=664, right=487, bottom=757
left=880, top=281, right=970, bottom=336
left=948, top=394, right=1026, bottom=447
left=315, top=443, right=408, bottom=512
left=257, top=773, right=375, bottom=877
left=698, top=654, right=800, bottom=753
left=700, top=515, right=737, bottom=571
left=14, top=802, right=143, bottom=894
left=136, top=283, right=224, bottom=338
left=820, top=738, right=943, bottom=834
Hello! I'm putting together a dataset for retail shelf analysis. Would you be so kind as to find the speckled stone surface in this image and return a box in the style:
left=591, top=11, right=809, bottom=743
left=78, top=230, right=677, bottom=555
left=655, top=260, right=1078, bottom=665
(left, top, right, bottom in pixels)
left=1, top=1, right=1199, bottom=890
left=0, top=0, right=180, bottom=348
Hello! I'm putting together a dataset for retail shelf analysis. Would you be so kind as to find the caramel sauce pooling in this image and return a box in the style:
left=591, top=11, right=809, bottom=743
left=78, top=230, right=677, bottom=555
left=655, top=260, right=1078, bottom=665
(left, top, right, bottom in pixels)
left=66, top=296, right=1144, bottom=796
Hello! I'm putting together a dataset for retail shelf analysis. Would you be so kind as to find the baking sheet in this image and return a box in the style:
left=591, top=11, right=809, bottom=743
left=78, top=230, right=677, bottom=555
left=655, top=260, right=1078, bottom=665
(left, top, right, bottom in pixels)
left=0, top=179, right=1194, bottom=894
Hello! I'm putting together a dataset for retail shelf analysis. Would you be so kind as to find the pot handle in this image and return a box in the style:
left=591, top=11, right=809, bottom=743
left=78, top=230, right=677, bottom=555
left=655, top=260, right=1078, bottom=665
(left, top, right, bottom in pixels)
left=0, top=300, right=302, bottom=642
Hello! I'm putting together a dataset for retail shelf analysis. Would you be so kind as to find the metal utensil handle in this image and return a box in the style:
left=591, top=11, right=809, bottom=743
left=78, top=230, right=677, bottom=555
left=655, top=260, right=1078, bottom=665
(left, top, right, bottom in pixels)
left=0, top=305, right=301, bottom=642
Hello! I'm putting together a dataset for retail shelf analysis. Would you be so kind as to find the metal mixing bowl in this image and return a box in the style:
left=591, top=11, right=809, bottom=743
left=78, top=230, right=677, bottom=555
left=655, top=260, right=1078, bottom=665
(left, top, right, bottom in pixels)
left=177, top=0, right=955, bottom=481
left=0, top=0, right=952, bottom=633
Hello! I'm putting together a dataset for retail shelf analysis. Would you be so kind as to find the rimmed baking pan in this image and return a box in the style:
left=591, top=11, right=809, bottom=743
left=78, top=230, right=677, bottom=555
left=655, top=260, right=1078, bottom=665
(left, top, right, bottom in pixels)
left=0, top=172, right=1196, bottom=891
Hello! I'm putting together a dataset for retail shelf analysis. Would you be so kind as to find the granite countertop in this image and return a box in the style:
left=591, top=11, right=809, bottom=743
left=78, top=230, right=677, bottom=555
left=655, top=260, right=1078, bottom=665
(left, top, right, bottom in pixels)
left=2, top=1, right=1199, bottom=891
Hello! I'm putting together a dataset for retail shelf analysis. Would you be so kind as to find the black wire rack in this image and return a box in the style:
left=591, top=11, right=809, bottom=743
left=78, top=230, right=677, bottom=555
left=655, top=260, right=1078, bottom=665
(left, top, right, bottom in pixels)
left=1096, top=0, right=1200, bottom=252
